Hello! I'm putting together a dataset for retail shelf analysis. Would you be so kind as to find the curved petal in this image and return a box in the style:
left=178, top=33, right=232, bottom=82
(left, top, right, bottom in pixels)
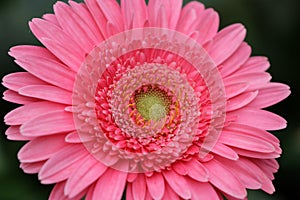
left=20, top=161, right=44, bottom=174
left=184, top=158, right=209, bottom=182
left=97, top=0, right=124, bottom=32
left=219, top=129, right=275, bottom=153
left=132, top=174, right=146, bottom=200
left=65, top=155, right=107, bottom=198
left=206, top=24, right=246, bottom=65
left=39, top=144, right=88, bottom=182
left=19, top=85, right=72, bottom=105
left=68, top=1, right=103, bottom=42
left=225, top=82, right=249, bottom=99
left=228, top=108, right=287, bottom=131
left=5, top=101, right=65, bottom=125
left=92, top=168, right=127, bottom=200
left=146, top=173, right=165, bottom=200
left=163, top=170, right=191, bottom=199
left=249, top=83, right=291, bottom=108
left=204, top=159, right=247, bottom=199
left=20, top=110, right=75, bottom=136
left=121, top=0, right=147, bottom=29
left=187, top=178, right=220, bottom=200
left=216, top=157, right=262, bottom=189
left=5, top=126, right=33, bottom=141
left=2, top=72, right=47, bottom=92
left=176, top=1, right=205, bottom=34
left=29, top=18, right=85, bottom=69
left=18, top=134, right=66, bottom=163
left=54, top=2, right=98, bottom=53
left=162, top=183, right=180, bottom=200
left=237, top=56, right=270, bottom=74
left=227, top=91, right=258, bottom=111
left=148, top=0, right=182, bottom=29
left=220, top=42, right=251, bottom=78
left=223, top=72, right=272, bottom=91
left=211, top=142, right=239, bottom=160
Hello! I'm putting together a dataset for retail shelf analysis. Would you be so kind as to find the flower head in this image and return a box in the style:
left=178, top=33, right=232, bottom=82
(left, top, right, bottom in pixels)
left=3, top=0, right=290, bottom=199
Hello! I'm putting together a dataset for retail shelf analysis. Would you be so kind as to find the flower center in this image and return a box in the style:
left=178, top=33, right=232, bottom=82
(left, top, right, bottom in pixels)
left=134, top=85, right=170, bottom=121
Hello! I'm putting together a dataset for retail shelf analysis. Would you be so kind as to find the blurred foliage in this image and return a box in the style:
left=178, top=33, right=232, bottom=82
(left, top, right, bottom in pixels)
left=0, top=0, right=299, bottom=199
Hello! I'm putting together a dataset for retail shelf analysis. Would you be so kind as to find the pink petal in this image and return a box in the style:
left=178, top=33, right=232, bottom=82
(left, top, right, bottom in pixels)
left=39, top=144, right=88, bottom=182
left=42, top=13, right=59, bottom=25
left=163, top=170, right=191, bottom=199
left=204, top=159, right=247, bottom=199
left=38, top=38, right=84, bottom=71
left=9, top=45, right=57, bottom=60
left=219, top=128, right=275, bottom=153
left=121, top=0, right=147, bottom=29
left=237, top=56, right=270, bottom=74
left=126, top=183, right=134, bottom=200
left=5, top=126, right=33, bottom=141
left=68, top=1, right=103, bottom=42
left=85, top=183, right=96, bottom=200
left=19, top=85, right=72, bottom=105
left=92, top=168, right=127, bottom=200
left=148, top=0, right=183, bottom=29
left=225, top=82, right=249, bottom=99
left=244, top=160, right=276, bottom=194
left=132, top=174, right=146, bottom=200
left=223, top=72, right=272, bottom=91
left=49, top=182, right=69, bottom=200
left=220, top=42, right=252, bottom=78
left=3, top=90, right=38, bottom=104
left=224, top=123, right=280, bottom=146
left=20, top=161, right=44, bottom=174
left=211, top=142, right=239, bottom=160
left=11, top=54, right=75, bottom=91
left=20, top=110, right=75, bottom=136
left=42, top=162, right=79, bottom=184
left=5, top=101, right=65, bottom=125
left=84, top=0, right=108, bottom=38
left=145, top=189, right=153, bottom=200
left=54, top=2, right=97, bottom=53
left=176, top=1, right=205, bottom=34
left=216, top=157, right=262, bottom=189
left=232, top=147, right=280, bottom=159
left=184, top=158, right=209, bottom=182
left=187, top=178, right=220, bottom=200
left=65, top=155, right=107, bottom=198
left=192, top=8, right=219, bottom=45
left=18, top=134, right=66, bottom=163
left=207, top=24, right=246, bottom=65
left=127, top=173, right=138, bottom=182
left=227, top=91, right=258, bottom=111
left=229, top=108, right=287, bottom=130
left=49, top=181, right=86, bottom=200
left=162, top=183, right=180, bottom=200
left=29, top=18, right=85, bottom=69
left=253, top=159, right=279, bottom=180
left=2, top=72, right=47, bottom=92
left=97, top=0, right=124, bottom=32
left=172, top=161, right=188, bottom=175
left=146, top=172, right=165, bottom=200
left=249, top=83, right=291, bottom=108
left=65, top=131, right=82, bottom=143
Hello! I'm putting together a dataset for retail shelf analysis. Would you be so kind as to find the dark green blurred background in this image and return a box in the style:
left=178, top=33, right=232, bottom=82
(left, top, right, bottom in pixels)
left=0, top=0, right=299, bottom=199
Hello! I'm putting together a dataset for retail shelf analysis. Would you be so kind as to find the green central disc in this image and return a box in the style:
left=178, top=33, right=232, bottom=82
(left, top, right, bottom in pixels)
left=135, top=87, right=170, bottom=121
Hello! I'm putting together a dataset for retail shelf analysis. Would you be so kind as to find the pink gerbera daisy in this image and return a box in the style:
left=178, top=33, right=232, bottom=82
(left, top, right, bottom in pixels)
left=3, top=0, right=290, bottom=199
